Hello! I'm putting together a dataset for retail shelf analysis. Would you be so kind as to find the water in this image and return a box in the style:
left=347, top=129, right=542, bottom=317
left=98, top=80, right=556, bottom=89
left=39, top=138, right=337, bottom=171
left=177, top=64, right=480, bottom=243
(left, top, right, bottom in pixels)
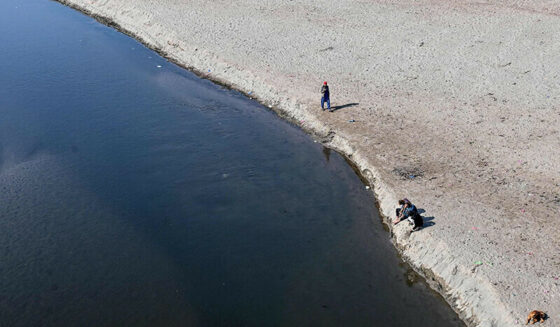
left=0, top=1, right=464, bottom=326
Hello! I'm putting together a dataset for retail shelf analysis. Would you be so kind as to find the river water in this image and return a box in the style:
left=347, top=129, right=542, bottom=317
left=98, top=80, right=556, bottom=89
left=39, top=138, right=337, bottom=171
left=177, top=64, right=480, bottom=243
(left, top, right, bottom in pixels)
left=0, top=1, right=464, bottom=326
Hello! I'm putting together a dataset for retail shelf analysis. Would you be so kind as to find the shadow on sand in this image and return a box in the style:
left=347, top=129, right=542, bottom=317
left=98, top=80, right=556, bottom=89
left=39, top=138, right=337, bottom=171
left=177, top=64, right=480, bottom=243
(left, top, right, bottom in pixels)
left=331, top=102, right=359, bottom=111
left=421, top=216, right=435, bottom=229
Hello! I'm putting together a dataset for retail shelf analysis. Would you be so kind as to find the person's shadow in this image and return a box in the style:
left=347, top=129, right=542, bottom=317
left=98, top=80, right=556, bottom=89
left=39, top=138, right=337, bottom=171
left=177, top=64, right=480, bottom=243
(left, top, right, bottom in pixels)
left=417, top=209, right=435, bottom=229
left=331, top=102, right=359, bottom=112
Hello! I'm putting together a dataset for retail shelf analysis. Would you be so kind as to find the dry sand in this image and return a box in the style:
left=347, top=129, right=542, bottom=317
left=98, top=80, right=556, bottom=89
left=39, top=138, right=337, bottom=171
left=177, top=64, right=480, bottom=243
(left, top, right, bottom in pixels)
left=55, top=0, right=560, bottom=325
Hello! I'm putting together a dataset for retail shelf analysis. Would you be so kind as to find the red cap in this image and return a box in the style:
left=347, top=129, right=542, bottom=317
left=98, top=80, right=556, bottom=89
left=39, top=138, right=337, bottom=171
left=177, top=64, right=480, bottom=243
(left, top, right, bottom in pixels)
left=324, top=81, right=327, bottom=85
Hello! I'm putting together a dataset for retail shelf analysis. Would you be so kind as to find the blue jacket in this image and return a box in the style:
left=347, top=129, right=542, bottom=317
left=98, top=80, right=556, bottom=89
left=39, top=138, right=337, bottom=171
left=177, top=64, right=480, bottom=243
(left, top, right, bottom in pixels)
left=401, top=204, right=418, bottom=217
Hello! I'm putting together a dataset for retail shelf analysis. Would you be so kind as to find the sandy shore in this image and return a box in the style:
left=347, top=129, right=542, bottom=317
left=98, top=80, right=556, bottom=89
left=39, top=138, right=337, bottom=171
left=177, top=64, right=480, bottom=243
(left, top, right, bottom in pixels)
left=55, top=0, right=560, bottom=325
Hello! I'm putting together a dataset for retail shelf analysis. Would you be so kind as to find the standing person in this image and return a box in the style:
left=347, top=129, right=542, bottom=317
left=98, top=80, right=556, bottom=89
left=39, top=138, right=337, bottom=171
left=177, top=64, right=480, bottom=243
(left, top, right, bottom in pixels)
left=394, top=198, right=423, bottom=231
left=321, top=81, right=331, bottom=112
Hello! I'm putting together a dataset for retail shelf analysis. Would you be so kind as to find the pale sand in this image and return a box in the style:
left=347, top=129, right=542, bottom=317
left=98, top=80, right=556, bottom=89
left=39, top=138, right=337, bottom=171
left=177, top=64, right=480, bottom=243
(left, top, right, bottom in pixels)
left=56, top=0, right=560, bottom=325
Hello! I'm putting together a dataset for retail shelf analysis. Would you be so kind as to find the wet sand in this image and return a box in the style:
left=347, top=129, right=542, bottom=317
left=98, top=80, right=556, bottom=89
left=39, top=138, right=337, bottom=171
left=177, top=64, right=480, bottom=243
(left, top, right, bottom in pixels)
left=54, top=0, right=560, bottom=326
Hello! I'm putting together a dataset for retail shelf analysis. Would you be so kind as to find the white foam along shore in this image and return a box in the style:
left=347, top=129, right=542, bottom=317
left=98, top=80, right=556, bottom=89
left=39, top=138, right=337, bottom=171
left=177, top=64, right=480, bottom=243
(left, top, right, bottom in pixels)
left=55, top=0, right=560, bottom=326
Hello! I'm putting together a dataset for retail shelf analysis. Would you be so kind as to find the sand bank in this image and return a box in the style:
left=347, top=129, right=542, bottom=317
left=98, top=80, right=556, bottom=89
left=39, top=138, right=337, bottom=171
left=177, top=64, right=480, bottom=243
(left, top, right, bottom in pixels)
left=55, top=0, right=560, bottom=325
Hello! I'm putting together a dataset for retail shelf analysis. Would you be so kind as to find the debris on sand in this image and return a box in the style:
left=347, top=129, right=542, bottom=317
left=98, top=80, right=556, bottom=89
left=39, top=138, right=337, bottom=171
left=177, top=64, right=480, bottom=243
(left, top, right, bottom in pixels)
left=471, top=261, right=484, bottom=273
left=392, top=167, right=424, bottom=180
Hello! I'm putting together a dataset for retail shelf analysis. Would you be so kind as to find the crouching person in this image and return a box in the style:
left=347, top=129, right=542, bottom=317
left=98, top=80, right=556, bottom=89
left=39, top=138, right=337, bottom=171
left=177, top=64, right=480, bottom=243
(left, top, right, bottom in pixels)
left=394, top=198, right=423, bottom=232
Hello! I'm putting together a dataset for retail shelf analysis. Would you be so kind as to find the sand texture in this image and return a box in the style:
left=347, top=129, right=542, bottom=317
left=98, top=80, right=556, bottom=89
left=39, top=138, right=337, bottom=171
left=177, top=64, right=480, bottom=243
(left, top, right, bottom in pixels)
left=55, top=0, right=560, bottom=326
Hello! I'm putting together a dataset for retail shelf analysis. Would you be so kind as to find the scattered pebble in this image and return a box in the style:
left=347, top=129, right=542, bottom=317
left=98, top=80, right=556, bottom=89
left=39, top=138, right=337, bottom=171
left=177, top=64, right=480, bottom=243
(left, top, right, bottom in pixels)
left=365, top=186, right=370, bottom=190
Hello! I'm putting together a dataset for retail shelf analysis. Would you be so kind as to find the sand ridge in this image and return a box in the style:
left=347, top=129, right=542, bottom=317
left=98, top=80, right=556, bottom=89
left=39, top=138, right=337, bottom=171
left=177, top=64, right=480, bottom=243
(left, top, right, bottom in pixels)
left=54, top=0, right=560, bottom=325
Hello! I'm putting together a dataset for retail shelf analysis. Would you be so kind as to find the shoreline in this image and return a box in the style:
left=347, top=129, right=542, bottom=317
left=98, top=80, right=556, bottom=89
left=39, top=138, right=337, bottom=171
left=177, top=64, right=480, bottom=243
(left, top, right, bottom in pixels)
left=53, top=0, right=560, bottom=326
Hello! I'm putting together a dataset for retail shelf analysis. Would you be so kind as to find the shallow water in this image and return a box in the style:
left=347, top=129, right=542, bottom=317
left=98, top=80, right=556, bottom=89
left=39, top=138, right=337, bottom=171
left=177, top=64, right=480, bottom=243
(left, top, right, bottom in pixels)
left=0, top=1, right=464, bottom=326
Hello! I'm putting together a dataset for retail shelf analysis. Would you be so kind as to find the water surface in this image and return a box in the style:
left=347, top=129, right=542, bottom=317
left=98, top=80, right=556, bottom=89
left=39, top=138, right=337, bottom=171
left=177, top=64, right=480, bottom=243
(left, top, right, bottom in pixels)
left=0, top=1, right=464, bottom=326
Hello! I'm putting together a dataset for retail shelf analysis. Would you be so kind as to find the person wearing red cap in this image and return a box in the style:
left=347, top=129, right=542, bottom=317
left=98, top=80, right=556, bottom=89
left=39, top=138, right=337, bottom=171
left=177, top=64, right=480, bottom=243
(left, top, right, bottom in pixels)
left=321, top=81, right=331, bottom=112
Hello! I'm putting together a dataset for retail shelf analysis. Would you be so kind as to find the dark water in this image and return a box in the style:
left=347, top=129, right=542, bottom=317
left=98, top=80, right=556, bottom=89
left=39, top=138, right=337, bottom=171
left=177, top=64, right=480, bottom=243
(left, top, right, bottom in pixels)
left=0, top=1, right=464, bottom=326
